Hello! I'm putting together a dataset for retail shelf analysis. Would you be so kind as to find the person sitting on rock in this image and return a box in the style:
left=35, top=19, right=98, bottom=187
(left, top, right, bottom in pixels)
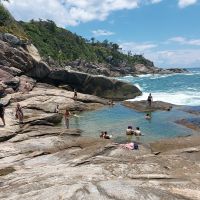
left=108, top=99, right=115, bottom=106
left=133, top=127, right=142, bottom=136
left=24, top=81, right=31, bottom=92
left=73, top=89, right=77, bottom=101
left=147, top=93, right=153, bottom=107
left=0, top=103, right=5, bottom=126
left=15, top=103, right=24, bottom=124
left=64, top=108, right=71, bottom=129
left=100, top=131, right=112, bottom=139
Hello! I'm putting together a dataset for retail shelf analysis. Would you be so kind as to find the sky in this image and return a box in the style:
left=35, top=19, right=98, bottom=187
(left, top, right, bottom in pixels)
left=3, top=0, right=200, bottom=68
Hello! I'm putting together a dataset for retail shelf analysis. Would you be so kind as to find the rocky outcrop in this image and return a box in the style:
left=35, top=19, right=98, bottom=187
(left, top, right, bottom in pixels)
left=123, top=100, right=174, bottom=112
left=0, top=106, right=200, bottom=199
left=0, top=36, right=141, bottom=100
left=63, top=59, right=187, bottom=77
left=48, top=69, right=141, bottom=100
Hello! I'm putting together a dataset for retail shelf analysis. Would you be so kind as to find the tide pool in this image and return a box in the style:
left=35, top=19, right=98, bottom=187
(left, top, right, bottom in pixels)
left=67, top=104, right=199, bottom=143
left=64, top=68, right=200, bottom=143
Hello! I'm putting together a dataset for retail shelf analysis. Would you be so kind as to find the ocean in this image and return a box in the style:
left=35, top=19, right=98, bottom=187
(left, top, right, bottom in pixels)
left=69, top=68, right=200, bottom=143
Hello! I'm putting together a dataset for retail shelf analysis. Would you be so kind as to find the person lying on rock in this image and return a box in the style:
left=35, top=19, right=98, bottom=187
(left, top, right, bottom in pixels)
left=0, top=103, right=5, bottom=126
left=15, top=103, right=24, bottom=124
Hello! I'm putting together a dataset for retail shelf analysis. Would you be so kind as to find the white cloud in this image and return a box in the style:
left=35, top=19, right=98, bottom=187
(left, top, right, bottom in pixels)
left=92, top=29, right=115, bottom=36
left=169, top=36, right=200, bottom=46
left=146, top=49, right=200, bottom=67
left=120, top=41, right=157, bottom=54
left=178, top=0, right=198, bottom=8
left=2, top=0, right=164, bottom=27
left=150, top=0, right=162, bottom=4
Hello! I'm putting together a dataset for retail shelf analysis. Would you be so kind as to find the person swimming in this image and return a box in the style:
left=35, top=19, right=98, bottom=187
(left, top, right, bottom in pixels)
left=133, top=127, right=142, bottom=136
left=126, top=126, right=133, bottom=135
left=145, top=113, right=151, bottom=120
left=100, top=131, right=112, bottom=139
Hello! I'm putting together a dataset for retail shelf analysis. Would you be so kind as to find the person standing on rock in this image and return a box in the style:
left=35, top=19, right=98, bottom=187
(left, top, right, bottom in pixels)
left=64, top=108, right=71, bottom=129
left=54, top=104, right=59, bottom=113
left=73, top=89, right=77, bottom=101
left=15, top=103, right=24, bottom=124
left=147, top=93, right=153, bottom=107
left=0, top=103, right=5, bottom=126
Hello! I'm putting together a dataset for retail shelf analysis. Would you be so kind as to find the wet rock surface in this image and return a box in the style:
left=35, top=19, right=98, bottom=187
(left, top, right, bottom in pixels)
left=123, top=100, right=174, bottom=112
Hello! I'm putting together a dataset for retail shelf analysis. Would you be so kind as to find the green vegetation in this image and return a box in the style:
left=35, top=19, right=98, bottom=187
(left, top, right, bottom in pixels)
left=0, top=3, right=27, bottom=39
left=21, top=20, right=153, bottom=67
left=0, top=3, right=153, bottom=68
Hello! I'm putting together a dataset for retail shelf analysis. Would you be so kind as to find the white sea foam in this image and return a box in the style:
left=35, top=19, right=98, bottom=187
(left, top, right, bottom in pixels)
left=134, top=83, right=143, bottom=91
left=128, top=91, right=200, bottom=106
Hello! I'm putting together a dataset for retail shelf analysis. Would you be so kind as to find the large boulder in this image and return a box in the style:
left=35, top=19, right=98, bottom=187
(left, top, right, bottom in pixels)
left=1, top=33, right=21, bottom=46
left=26, top=60, right=51, bottom=80
left=48, top=69, right=141, bottom=100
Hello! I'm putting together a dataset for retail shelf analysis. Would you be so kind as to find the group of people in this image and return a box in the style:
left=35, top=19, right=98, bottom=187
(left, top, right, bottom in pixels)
left=100, top=131, right=112, bottom=139
left=126, top=126, right=142, bottom=136
left=0, top=87, right=79, bottom=128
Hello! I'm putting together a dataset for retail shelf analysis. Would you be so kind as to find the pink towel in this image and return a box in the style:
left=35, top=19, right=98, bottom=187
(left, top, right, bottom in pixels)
left=120, top=142, right=134, bottom=150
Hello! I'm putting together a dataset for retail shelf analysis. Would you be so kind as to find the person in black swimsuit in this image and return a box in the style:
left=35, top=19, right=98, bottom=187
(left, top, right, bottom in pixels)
left=147, top=93, right=153, bottom=107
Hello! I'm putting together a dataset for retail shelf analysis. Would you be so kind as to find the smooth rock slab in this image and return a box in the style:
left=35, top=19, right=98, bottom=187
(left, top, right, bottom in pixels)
left=123, top=100, right=174, bottom=112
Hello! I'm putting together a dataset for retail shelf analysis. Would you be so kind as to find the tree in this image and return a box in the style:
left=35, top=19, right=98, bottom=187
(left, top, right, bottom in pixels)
left=112, top=43, right=119, bottom=51
left=102, top=39, right=109, bottom=48
left=90, top=37, right=95, bottom=44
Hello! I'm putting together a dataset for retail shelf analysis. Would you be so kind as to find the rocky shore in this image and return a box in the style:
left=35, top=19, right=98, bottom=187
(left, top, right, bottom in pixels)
left=0, top=34, right=199, bottom=199
left=0, top=96, right=200, bottom=199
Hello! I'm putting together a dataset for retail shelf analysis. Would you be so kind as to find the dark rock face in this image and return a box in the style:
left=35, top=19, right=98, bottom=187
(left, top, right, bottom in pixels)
left=167, top=68, right=188, bottom=73
left=48, top=70, right=141, bottom=100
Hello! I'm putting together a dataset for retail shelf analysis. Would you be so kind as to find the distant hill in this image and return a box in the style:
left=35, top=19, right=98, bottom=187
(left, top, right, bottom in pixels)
left=0, top=3, right=154, bottom=70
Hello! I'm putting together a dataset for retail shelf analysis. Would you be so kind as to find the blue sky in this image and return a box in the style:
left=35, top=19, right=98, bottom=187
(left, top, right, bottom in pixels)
left=3, top=0, right=200, bottom=68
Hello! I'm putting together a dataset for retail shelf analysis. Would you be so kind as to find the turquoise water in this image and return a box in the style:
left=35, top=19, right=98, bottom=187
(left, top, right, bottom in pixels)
left=68, top=68, right=200, bottom=143
left=118, top=68, right=200, bottom=106
left=69, top=104, right=198, bottom=143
